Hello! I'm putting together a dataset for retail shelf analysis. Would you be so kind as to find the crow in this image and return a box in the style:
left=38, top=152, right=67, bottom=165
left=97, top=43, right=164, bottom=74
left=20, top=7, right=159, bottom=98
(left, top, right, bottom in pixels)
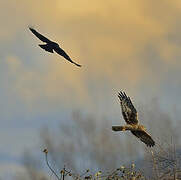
left=29, top=27, right=81, bottom=67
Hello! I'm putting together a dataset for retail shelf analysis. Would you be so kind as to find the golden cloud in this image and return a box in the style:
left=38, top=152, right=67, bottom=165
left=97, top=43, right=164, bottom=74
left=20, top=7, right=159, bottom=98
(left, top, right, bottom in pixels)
left=2, top=0, right=181, bottom=110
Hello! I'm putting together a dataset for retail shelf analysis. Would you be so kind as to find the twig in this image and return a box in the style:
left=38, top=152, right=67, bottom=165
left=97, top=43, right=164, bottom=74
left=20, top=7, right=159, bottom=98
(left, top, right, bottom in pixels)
left=150, top=150, right=159, bottom=179
left=44, top=149, right=61, bottom=180
left=80, top=169, right=89, bottom=177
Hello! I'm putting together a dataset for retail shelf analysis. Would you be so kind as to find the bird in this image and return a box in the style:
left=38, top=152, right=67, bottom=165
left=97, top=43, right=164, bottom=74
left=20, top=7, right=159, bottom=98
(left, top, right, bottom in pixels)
left=29, top=27, right=81, bottom=67
left=112, top=91, right=155, bottom=147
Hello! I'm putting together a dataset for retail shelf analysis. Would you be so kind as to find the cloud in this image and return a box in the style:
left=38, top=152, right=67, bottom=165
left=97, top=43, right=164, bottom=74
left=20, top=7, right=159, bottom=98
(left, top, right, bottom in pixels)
left=1, top=2, right=181, bottom=177
left=1, top=0, right=181, bottom=113
left=0, top=162, right=25, bottom=180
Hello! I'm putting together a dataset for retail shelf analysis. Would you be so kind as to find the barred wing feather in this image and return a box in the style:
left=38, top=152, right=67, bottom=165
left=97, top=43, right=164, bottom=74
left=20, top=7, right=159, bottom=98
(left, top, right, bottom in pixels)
left=118, top=91, right=138, bottom=125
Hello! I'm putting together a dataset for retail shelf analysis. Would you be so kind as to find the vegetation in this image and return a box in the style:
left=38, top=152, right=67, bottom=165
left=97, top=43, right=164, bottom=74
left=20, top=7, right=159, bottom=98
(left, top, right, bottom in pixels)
left=43, top=148, right=146, bottom=180
left=14, top=103, right=181, bottom=180
left=41, top=143, right=181, bottom=180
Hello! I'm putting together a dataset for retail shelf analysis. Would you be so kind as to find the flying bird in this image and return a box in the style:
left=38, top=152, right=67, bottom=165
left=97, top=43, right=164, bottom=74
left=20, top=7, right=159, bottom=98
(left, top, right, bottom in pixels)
left=29, top=27, right=81, bottom=67
left=112, top=91, right=155, bottom=147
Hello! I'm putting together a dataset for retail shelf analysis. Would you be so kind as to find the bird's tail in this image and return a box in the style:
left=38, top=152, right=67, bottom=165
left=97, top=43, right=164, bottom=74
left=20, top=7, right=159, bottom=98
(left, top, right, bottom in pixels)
left=112, top=126, right=125, bottom=131
left=39, top=44, right=53, bottom=53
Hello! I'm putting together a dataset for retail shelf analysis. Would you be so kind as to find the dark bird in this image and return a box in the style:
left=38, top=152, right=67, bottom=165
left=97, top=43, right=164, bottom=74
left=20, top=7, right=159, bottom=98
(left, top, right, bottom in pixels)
left=29, top=27, right=81, bottom=67
left=112, top=91, right=155, bottom=147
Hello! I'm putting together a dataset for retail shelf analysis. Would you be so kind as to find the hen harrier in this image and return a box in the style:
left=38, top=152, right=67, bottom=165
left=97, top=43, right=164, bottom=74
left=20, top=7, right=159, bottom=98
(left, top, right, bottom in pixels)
left=112, top=91, right=155, bottom=147
left=29, top=27, right=81, bottom=67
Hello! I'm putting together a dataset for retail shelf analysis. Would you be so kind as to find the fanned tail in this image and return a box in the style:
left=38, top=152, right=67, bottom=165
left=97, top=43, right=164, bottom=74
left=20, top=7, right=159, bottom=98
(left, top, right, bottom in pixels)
left=112, top=126, right=125, bottom=131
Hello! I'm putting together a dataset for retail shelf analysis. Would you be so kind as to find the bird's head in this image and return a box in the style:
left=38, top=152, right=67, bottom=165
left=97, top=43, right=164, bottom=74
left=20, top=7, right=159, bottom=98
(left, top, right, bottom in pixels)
left=54, top=43, right=59, bottom=48
left=52, top=42, right=59, bottom=48
left=139, top=125, right=146, bottom=131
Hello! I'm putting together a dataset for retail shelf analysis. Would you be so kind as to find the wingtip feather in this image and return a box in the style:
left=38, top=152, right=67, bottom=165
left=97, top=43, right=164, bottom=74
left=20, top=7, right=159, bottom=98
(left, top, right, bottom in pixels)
left=74, top=62, right=82, bottom=67
left=28, top=26, right=34, bottom=31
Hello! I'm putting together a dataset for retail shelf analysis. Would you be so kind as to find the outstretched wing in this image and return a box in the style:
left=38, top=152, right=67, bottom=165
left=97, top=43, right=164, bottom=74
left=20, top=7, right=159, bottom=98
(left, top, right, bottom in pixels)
left=118, top=91, right=138, bottom=125
left=54, top=47, right=81, bottom=67
left=29, top=27, right=51, bottom=43
left=131, top=130, right=155, bottom=147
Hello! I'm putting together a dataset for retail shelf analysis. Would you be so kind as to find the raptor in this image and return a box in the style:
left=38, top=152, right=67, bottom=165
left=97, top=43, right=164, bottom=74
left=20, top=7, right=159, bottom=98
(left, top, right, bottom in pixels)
left=112, top=91, right=155, bottom=147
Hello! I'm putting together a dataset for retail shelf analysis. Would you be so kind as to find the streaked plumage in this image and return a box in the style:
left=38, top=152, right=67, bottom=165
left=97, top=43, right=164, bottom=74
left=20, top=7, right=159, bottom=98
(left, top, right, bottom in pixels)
left=112, top=91, right=155, bottom=147
left=29, top=27, right=81, bottom=67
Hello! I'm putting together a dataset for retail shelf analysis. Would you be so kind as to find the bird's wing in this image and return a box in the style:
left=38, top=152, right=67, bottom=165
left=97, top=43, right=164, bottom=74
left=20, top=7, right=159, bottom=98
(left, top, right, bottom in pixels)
left=29, top=27, right=51, bottom=43
left=118, top=91, right=138, bottom=124
left=54, top=47, right=81, bottom=67
left=131, top=130, right=155, bottom=147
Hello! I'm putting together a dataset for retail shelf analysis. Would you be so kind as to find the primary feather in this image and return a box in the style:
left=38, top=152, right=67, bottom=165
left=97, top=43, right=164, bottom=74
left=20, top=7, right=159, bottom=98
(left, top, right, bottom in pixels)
left=118, top=91, right=138, bottom=125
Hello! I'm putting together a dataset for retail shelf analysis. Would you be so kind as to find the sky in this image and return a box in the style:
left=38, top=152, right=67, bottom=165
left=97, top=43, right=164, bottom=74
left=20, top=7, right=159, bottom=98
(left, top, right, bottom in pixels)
left=1, top=0, right=181, bottom=179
